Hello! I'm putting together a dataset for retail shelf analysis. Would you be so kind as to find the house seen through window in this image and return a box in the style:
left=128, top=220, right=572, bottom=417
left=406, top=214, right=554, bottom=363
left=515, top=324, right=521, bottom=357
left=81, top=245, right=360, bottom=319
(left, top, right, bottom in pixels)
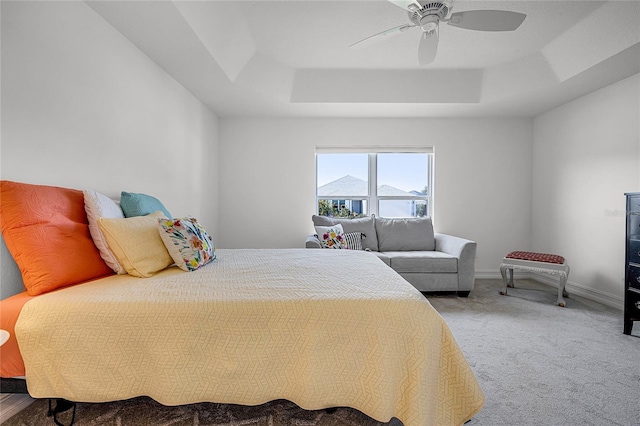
left=316, top=150, right=432, bottom=219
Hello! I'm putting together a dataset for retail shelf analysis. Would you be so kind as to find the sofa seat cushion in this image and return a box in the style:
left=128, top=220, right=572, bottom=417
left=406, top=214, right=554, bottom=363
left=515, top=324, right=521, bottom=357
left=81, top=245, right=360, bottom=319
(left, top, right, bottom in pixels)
left=385, top=251, right=458, bottom=273
left=371, top=251, right=391, bottom=267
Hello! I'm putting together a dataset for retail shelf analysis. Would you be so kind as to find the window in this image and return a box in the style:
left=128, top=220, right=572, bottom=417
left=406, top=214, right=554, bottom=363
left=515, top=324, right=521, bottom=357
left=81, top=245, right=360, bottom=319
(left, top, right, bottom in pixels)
left=316, top=149, right=432, bottom=219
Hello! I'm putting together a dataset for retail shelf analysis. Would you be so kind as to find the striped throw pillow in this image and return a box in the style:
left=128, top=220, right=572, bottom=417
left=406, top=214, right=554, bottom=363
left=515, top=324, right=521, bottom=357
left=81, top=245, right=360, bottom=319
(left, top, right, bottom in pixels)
left=344, top=232, right=365, bottom=251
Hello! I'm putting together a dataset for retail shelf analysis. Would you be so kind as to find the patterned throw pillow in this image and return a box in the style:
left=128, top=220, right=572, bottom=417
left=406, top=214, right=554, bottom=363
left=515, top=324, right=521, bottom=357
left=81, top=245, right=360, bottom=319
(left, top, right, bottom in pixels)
left=344, top=232, right=366, bottom=251
left=315, top=224, right=348, bottom=249
left=157, top=217, right=216, bottom=272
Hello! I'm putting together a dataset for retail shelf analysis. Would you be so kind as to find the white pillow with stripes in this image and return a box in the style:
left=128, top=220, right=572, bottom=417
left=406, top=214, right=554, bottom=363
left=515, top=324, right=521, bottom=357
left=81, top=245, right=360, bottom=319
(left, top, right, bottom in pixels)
left=344, top=231, right=365, bottom=251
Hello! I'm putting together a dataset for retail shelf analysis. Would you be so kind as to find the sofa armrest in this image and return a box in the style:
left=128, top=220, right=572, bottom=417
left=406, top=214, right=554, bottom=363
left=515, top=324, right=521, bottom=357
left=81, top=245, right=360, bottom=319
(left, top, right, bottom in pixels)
left=435, top=233, right=477, bottom=292
left=305, top=234, right=322, bottom=249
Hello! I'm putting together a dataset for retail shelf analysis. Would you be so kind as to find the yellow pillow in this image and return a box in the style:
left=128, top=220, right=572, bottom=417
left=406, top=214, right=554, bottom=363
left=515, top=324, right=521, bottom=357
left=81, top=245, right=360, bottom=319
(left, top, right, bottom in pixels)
left=98, top=211, right=173, bottom=278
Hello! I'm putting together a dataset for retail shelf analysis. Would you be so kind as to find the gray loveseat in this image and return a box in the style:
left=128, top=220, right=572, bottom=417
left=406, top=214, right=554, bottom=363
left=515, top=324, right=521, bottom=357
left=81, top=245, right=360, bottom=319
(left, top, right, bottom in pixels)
left=306, top=215, right=477, bottom=296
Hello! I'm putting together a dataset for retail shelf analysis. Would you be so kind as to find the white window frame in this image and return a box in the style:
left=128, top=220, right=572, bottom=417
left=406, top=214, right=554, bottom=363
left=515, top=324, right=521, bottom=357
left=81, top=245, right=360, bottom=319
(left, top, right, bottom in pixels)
left=315, top=147, right=434, bottom=218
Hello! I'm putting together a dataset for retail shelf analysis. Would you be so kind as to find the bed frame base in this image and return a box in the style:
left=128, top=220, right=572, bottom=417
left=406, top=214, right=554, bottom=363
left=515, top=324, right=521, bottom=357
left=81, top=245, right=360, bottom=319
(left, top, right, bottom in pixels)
left=47, top=398, right=77, bottom=426
left=1, top=376, right=339, bottom=424
left=0, top=377, right=28, bottom=393
left=0, top=378, right=77, bottom=425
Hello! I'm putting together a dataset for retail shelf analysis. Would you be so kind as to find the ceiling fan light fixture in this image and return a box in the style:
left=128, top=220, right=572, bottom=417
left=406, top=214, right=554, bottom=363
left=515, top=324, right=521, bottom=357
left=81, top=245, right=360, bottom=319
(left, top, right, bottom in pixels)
left=419, top=15, right=439, bottom=32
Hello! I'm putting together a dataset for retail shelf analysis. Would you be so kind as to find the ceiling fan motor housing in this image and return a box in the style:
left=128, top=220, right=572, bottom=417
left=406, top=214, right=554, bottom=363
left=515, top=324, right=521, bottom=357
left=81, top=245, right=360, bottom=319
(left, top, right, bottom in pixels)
left=409, top=1, right=450, bottom=32
left=408, top=0, right=450, bottom=22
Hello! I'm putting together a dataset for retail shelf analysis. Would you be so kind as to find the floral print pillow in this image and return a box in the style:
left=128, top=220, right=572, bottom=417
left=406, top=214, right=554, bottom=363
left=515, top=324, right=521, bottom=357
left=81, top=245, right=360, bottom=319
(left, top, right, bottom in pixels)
left=315, top=224, right=348, bottom=249
left=157, top=217, right=216, bottom=271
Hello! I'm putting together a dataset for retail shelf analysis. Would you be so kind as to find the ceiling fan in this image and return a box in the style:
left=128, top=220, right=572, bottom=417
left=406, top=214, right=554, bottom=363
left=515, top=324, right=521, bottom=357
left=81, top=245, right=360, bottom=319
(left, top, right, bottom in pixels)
left=350, top=0, right=527, bottom=65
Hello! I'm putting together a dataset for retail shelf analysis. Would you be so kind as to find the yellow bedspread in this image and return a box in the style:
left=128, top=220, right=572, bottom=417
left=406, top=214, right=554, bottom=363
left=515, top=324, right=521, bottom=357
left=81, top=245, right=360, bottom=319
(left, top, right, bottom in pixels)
left=16, top=249, right=484, bottom=425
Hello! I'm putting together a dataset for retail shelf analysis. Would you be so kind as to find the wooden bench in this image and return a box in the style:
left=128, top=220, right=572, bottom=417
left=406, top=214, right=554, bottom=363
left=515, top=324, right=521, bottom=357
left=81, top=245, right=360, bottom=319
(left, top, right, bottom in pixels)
left=499, top=251, right=570, bottom=307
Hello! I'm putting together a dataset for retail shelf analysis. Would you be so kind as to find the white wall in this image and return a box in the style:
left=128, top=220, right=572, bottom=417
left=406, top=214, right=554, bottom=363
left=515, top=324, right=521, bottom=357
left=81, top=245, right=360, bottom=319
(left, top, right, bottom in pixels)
left=532, top=73, right=640, bottom=308
left=219, top=118, right=533, bottom=274
left=0, top=1, right=220, bottom=298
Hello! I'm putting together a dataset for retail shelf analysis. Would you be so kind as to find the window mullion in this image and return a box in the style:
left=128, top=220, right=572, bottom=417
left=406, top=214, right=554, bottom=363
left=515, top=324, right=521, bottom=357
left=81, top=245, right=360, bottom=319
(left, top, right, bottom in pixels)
left=368, top=153, right=377, bottom=216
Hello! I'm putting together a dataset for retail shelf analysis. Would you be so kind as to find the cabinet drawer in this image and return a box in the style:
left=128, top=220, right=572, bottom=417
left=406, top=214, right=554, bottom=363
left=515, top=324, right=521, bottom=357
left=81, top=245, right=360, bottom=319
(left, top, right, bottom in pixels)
left=630, top=238, right=640, bottom=265
left=628, top=196, right=640, bottom=213
left=628, top=264, right=640, bottom=291
left=630, top=212, right=640, bottom=238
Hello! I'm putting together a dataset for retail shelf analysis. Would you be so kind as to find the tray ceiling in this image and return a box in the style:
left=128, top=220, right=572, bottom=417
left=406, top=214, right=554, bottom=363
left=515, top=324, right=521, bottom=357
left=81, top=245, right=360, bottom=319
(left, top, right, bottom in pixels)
left=87, top=0, right=640, bottom=117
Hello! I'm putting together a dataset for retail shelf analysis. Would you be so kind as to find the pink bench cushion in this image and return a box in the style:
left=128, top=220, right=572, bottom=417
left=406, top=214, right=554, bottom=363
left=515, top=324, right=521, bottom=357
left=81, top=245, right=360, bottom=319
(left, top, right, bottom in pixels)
left=506, top=251, right=565, bottom=264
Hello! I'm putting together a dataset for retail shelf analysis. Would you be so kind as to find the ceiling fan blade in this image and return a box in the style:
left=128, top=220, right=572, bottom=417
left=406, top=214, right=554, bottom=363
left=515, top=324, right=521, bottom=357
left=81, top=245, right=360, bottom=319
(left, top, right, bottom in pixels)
left=387, top=0, right=422, bottom=11
left=447, top=10, right=526, bottom=31
left=350, top=23, right=416, bottom=49
left=418, top=30, right=438, bottom=66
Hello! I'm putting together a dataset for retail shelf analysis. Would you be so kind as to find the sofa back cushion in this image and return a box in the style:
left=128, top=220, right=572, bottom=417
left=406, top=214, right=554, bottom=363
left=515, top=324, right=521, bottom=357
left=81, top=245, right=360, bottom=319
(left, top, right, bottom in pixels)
left=312, top=215, right=378, bottom=251
left=375, top=217, right=435, bottom=251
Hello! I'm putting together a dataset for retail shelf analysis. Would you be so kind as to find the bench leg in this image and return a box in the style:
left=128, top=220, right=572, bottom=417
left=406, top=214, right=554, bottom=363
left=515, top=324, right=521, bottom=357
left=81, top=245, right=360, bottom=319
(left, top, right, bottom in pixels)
left=499, top=264, right=513, bottom=296
left=557, top=271, right=569, bottom=307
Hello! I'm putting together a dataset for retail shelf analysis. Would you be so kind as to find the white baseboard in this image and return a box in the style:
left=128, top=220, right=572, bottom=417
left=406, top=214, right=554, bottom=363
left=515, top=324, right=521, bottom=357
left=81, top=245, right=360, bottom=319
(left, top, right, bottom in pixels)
left=474, top=270, right=624, bottom=311
left=474, top=269, right=528, bottom=280
left=531, top=272, right=624, bottom=310
left=0, top=393, right=35, bottom=423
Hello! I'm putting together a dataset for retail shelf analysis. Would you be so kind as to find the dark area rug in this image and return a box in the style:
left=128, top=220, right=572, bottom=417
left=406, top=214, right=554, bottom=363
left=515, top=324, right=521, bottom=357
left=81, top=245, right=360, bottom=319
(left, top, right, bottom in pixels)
left=3, top=397, right=403, bottom=426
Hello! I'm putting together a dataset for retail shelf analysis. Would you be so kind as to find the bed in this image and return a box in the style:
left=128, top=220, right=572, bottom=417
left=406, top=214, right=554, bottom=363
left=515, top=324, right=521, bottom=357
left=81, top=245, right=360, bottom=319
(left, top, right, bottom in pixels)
left=0, top=181, right=484, bottom=425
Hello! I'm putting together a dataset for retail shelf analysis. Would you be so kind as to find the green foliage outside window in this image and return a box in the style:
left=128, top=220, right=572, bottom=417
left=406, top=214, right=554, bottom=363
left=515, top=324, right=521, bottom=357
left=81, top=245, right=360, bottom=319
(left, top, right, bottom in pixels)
left=415, top=203, right=427, bottom=217
left=415, top=186, right=428, bottom=217
left=318, top=200, right=365, bottom=218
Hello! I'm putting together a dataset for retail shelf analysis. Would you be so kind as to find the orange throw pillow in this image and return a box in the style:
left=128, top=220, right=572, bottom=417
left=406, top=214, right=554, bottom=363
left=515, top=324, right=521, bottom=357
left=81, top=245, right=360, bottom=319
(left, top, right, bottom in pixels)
left=0, top=180, right=113, bottom=295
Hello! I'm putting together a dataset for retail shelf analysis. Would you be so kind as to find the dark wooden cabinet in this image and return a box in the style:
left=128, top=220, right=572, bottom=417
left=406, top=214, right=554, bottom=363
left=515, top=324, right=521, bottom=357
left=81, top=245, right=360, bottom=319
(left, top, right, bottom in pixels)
left=624, top=192, right=640, bottom=335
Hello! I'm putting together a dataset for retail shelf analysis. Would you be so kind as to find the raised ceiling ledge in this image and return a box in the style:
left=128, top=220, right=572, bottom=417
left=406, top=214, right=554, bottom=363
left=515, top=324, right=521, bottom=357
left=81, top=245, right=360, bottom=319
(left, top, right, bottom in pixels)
left=173, top=1, right=256, bottom=83
left=290, top=69, right=483, bottom=103
left=541, top=0, right=640, bottom=83
left=481, top=51, right=559, bottom=103
left=235, top=53, right=296, bottom=102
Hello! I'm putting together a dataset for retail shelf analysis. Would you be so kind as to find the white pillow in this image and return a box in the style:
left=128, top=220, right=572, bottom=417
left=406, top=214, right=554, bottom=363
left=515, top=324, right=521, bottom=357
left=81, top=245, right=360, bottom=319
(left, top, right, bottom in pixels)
left=314, top=224, right=348, bottom=249
left=344, top=231, right=364, bottom=250
left=83, top=189, right=126, bottom=274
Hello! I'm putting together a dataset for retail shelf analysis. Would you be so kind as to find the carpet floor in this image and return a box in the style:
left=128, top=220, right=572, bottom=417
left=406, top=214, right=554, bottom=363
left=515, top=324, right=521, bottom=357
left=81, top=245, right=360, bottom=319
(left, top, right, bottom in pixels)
left=3, top=279, right=639, bottom=426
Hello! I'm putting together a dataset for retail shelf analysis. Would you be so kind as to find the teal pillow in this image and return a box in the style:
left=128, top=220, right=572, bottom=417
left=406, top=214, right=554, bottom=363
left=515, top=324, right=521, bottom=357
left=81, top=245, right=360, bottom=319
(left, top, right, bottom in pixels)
left=120, top=191, right=171, bottom=218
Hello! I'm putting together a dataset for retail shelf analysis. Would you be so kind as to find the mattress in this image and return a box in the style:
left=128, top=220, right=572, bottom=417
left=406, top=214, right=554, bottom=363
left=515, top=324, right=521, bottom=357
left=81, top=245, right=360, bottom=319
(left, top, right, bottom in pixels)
left=14, top=248, right=484, bottom=425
